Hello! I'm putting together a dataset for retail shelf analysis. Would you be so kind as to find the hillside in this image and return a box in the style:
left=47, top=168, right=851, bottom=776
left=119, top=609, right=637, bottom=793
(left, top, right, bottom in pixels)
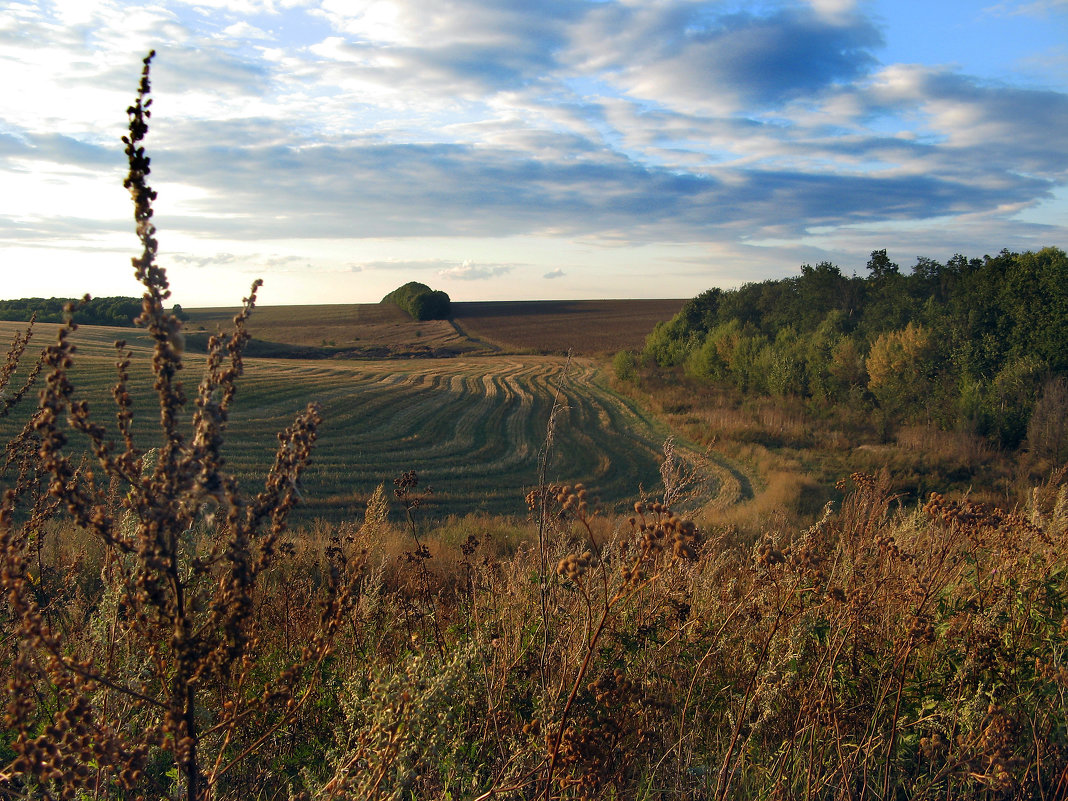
left=180, top=298, right=685, bottom=358
left=0, top=315, right=733, bottom=521
left=451, top=298, right=686, bottom=354
left=182, top=303, right=477, bottom=359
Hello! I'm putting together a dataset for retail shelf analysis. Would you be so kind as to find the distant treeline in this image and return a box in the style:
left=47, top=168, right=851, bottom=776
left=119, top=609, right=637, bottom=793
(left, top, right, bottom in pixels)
left=0, top=297, right=189, bottom=327
left=636, top=247, right=1068, bottom=453
left=382, top=282, right=451, bottom=321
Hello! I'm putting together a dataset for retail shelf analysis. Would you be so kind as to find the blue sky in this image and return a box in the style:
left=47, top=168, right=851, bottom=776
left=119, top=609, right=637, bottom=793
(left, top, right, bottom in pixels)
left=1, top=0, right=1065, bottom=306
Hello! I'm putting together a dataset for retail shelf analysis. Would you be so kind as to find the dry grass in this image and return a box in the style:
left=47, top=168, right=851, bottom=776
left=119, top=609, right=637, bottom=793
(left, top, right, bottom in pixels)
left=614, top=366, right=1027, bottom=540
left=8, top=450, right=1068, bottom=799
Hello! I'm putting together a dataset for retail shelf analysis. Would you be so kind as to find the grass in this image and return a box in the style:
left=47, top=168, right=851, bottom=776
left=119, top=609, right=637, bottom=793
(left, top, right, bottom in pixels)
left=610, top=365, right=1034, bottom=540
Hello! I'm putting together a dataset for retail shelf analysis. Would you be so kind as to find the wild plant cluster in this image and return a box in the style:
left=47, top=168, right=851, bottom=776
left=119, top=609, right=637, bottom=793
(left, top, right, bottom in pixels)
left=0, top=53, right=361, bottom=799
left=2, top=53, right=1068, bottom=801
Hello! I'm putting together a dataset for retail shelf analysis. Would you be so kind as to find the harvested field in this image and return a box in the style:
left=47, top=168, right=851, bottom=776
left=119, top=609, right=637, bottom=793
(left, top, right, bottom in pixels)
left=183, top=303, right=481, bottom=358
left=451, top=298, right=686, bottom=355
left=181, top=299, right=685, bottom=359
left=0, top=319, right=733, bottom=521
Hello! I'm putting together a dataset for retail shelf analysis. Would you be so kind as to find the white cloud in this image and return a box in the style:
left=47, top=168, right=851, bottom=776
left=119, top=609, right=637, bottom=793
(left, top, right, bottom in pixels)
left=170, top=252, right=239, bottom=268
left=0, top=0, right=1065, bottom=305
left=222, top=21, right=273, bottom=40
left=806, top=0, right=858, bottom=20
left=437, top=261, right=514, bottom=280
left=984, top=0, right=1068, bottom=17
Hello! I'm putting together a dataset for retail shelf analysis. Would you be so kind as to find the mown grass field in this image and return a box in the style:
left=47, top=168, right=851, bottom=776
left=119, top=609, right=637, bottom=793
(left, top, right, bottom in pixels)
left=0, top=315, right=733, bottom=521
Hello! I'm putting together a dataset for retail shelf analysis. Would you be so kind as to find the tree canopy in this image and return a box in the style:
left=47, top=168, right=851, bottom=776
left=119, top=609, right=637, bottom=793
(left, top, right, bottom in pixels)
left=381, top=282, right=451, bottom=321
left=0, top=296, right=148, bottom=327
left=641, top=247, right=1068, bottom=448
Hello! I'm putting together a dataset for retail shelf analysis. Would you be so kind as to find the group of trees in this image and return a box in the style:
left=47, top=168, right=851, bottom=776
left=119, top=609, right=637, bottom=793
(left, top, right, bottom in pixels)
left=382, top=282, right=451, bottom=321
left=0, top=297, right=189, bottom=326
left=639, top=247, right=1068, bottom=455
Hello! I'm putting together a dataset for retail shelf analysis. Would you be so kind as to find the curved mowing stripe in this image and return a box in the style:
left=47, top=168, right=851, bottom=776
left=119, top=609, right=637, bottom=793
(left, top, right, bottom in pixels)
left=0, top=333, right=727, bottom=520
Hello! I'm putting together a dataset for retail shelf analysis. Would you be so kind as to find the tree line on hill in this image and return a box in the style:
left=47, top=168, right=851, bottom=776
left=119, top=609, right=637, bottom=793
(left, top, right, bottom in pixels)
left=629, top=247, right=1068, bottom=457
left=0, top=297, right=189, bottom=327
left=381, top=282, right=451, bottom=320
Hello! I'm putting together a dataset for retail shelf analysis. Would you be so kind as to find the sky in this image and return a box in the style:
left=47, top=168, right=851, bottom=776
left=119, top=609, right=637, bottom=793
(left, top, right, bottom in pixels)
left=1, top=0, right=1066, bottom=307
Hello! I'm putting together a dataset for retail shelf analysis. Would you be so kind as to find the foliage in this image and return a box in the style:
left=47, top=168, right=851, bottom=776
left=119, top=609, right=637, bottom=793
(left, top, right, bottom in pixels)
left=381, top=281, right=451, bottom=321
left=1028, top=377, right=1068, bottom=465
left=612, top=349, right=638, bottom=382
left=865, top=322, right=934, bottom=418
left=0, top=296, right=148, bottom=327
left=644, top=247, right=1068, bottom=447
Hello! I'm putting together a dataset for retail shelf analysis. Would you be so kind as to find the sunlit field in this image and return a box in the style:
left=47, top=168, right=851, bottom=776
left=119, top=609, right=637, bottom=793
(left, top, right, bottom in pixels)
left=0, top=319, right=728, bottom=521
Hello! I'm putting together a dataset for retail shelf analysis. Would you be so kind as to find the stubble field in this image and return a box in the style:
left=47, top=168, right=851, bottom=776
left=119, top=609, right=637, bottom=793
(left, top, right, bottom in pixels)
left=0, top=309, right=738, bottom=522
left=182, top=297, right=685, bottom=358
left=450, top=298, right=686, bottom=354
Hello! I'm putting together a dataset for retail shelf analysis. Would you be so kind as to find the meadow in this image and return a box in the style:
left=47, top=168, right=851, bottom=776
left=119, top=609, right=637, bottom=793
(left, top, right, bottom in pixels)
left=2, top=52, right=1067, bottom=801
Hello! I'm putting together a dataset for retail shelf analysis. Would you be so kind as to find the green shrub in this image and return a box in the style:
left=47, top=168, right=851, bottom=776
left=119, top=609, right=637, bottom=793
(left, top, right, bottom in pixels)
left=613, top=349, right=638, bottom=382
left=382, top=281, right=451, bottom=320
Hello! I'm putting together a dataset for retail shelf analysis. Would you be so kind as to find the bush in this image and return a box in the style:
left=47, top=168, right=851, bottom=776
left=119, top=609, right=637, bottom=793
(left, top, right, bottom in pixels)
left=613, top=349, right=638, bottom=382
left=382, top=281, right=451, bottom=320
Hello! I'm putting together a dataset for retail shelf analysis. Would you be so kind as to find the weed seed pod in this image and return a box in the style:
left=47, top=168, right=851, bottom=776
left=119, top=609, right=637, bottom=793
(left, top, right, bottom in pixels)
left=670, top=517, right=700, bottom=560
left=756, top=536, right=785, bottom=567
left=557, top=550, right=594, bottom=580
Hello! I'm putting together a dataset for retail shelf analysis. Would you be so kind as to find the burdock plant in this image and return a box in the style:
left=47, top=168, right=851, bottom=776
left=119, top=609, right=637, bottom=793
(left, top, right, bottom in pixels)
left=0, top=52, right=359, bottom=799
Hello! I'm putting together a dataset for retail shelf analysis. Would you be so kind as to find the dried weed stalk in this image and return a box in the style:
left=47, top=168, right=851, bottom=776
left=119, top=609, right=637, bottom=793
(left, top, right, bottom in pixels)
left=0, top=52, right=359, bottom=800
